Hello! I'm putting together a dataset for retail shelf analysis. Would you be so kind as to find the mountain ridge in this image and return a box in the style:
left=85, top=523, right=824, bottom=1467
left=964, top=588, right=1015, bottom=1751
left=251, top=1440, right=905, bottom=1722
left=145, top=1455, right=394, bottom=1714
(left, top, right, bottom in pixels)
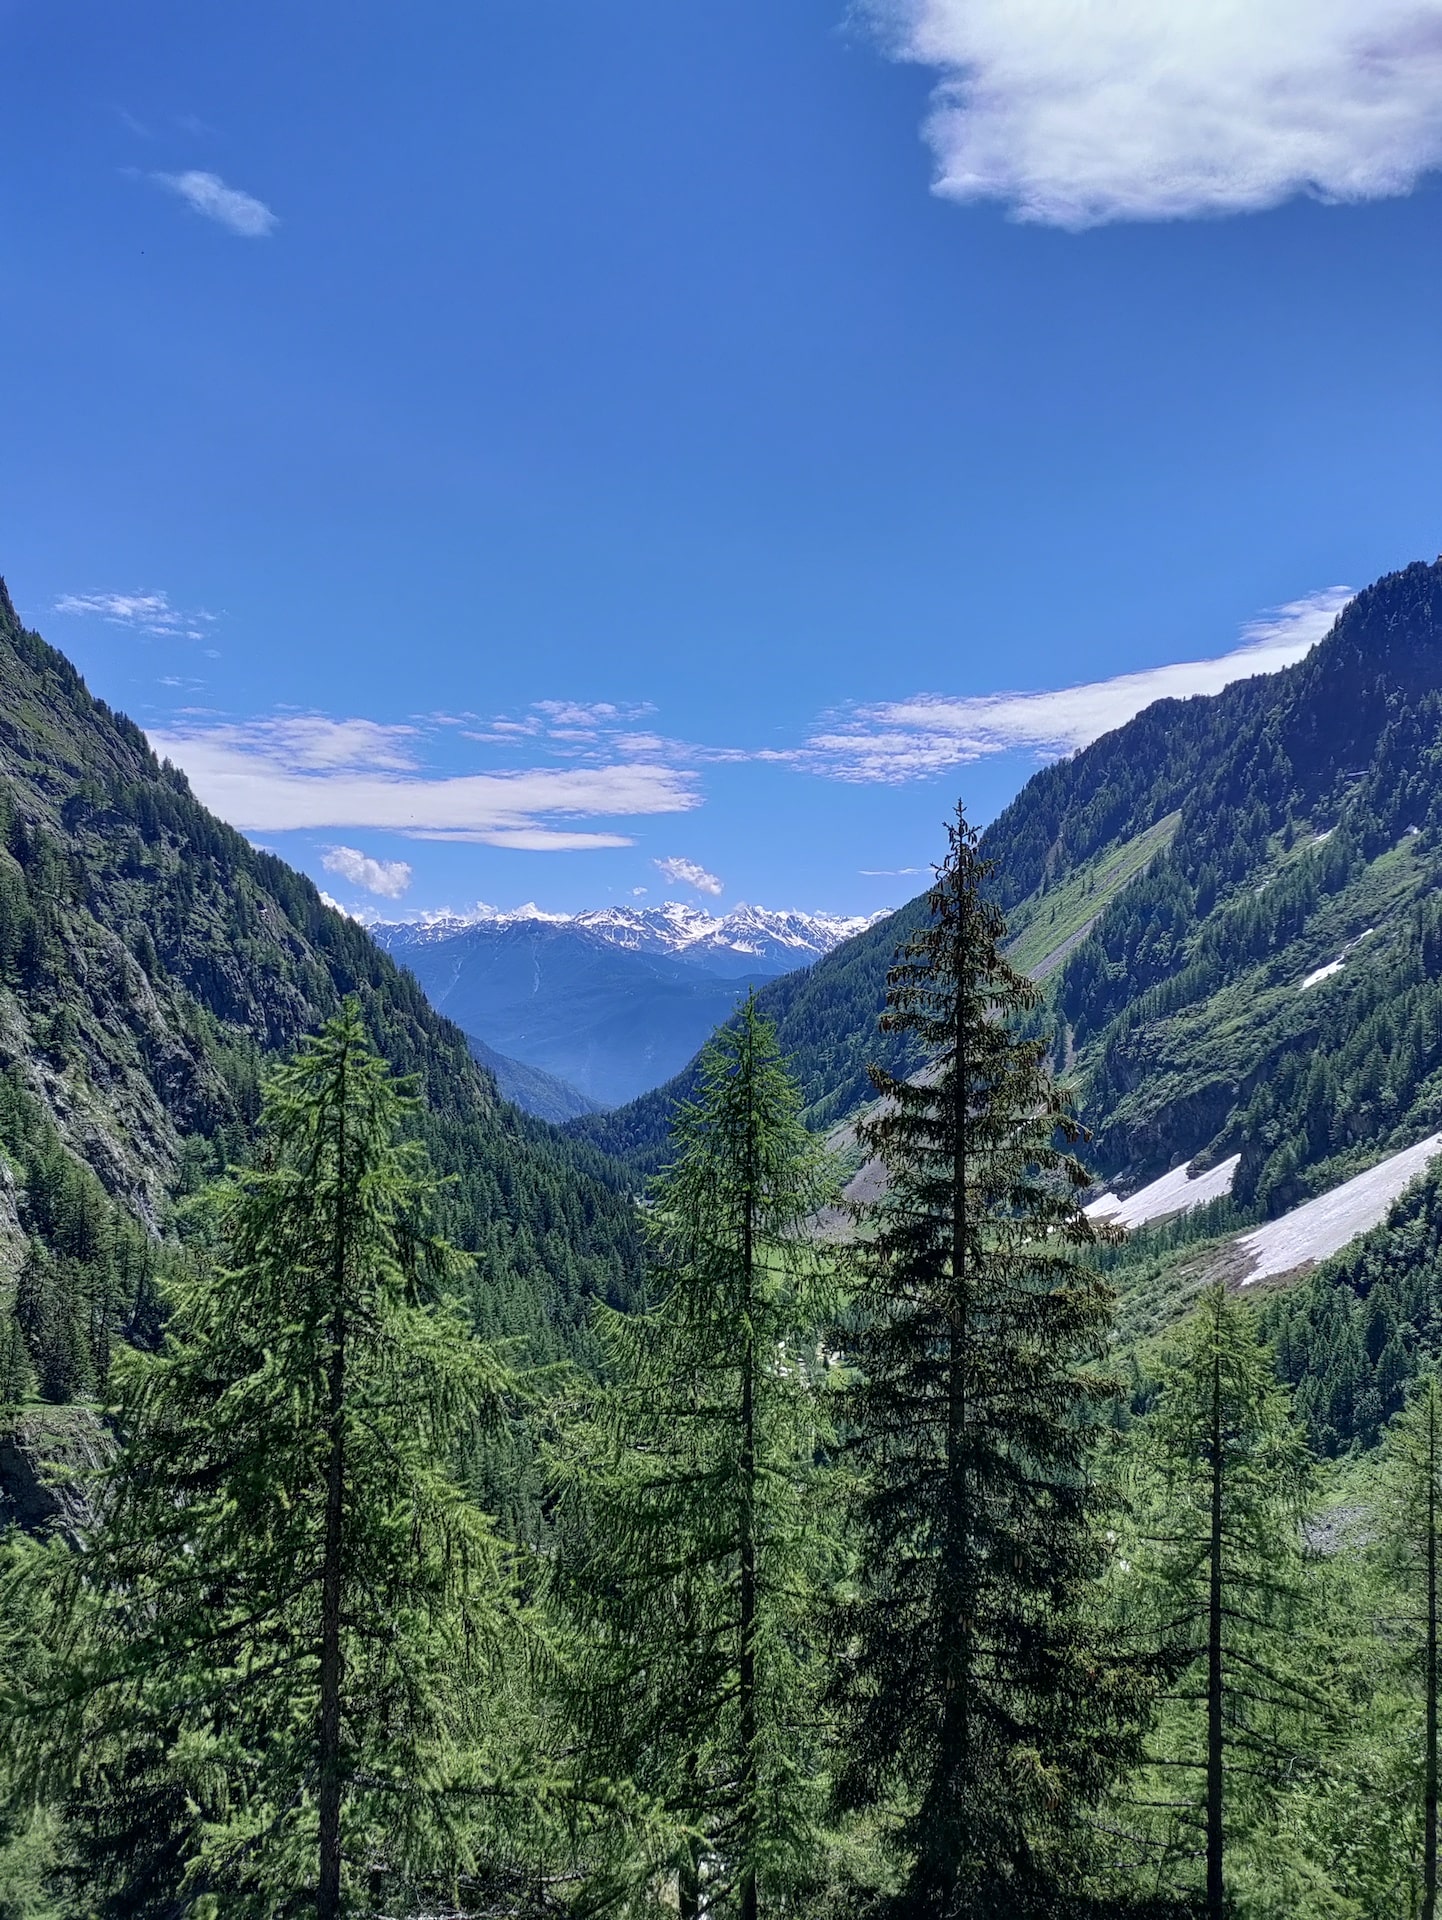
left=0, top=577, right=642, bottom=1410
left=573, top=560, right=1442, bottom=1205
left=373, top=917, right=780, bottom=1108
left=371, top=900, right=883, bottom=976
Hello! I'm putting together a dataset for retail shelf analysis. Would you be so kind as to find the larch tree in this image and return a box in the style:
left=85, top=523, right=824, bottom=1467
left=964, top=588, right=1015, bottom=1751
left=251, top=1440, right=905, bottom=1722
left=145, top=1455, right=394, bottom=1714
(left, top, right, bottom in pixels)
left=17, top=1002, right=524, bottom=1918
left=1379, top=1369, right=1442, bottom=1920
left=1114, top=1284, right=1319, bottom=1920
left=548, top=999, right=840, bottom=1919
left=837, top=803, right=1134, bottom=1918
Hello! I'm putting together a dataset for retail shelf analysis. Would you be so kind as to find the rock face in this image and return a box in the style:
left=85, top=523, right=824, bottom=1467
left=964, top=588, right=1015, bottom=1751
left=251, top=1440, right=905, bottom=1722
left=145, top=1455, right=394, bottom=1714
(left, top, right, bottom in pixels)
left=0, top=1405, right=110, bottom=1540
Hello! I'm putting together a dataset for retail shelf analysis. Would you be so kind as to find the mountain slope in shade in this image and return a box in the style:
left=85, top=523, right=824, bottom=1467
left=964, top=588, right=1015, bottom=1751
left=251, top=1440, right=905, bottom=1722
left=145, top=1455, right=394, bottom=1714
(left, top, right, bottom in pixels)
left=0, top=579, right=642, bottom=1399
left=463, top=1033, right=598, bottom=1124
left=374, top=918, right=770, bottom=1108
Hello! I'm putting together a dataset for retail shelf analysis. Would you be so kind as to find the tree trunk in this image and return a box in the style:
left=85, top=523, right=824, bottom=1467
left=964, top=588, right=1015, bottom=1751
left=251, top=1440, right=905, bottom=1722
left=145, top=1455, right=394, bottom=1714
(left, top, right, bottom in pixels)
left=317, top=1037, right=351, bottom=1920
left=1426, top=1390, right=1438, bottom=1920
left=1206, top=1325, right=1225, bottom=1920
left=738, top=1024, right=758, bottom=1920
left=934, top=871, right=971, bottom=1908
left=679, top=1847, right=701, bottom=1920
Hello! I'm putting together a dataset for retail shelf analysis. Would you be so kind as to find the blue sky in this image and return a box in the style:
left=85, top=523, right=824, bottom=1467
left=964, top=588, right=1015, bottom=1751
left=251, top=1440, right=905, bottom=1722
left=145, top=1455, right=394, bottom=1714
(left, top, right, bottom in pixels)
left=5, top=0, right=1442, bottom=918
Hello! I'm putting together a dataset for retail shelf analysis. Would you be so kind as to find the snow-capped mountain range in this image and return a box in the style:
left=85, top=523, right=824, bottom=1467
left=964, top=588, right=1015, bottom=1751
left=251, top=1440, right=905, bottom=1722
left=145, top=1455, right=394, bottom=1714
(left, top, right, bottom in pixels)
left=373, top=901, right=884, bottom=977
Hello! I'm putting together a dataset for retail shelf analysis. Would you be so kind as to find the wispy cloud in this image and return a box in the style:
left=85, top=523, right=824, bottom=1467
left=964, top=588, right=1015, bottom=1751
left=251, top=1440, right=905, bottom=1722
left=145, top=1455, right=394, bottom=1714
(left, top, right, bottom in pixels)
left=865, top=1, right=1442, bottom=228
left=152, top=169, right=277, bottom=237
left=148, top=710, right=698, bottom=849
left=465, top=698, right=657, bottom=748
left=55, top=589, right=216, bottom=642
left=655, top=855, right=723, bottom=896
left=800, top=588, right=1351, bottom=785
left=202, top=715, right=421, bottom=773
left=322, top=845, right=413, bottom=900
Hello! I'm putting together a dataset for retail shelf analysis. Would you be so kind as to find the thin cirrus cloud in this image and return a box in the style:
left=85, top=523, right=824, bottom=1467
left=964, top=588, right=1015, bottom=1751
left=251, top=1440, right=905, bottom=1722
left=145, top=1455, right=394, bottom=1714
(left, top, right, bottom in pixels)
left=322, top=845, right=413, bottom=901
left=465, top=698, right=658, bottom=747
left=152, top=169, right=277, bottom=237
left=865, top=0, right=1442, bottom=228
left=654, top=855, right=724, bottom=896
left=801, top=587, right=1352, bottom=785
left=55, top=589, right=216, bottom=643
left=147, top=712, right=698, bottom=850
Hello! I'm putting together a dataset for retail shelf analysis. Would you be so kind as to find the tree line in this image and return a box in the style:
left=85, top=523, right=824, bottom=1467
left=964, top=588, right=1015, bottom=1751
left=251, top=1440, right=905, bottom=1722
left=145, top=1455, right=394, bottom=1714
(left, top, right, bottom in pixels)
left=2, top=808, right=1439, bottom=1917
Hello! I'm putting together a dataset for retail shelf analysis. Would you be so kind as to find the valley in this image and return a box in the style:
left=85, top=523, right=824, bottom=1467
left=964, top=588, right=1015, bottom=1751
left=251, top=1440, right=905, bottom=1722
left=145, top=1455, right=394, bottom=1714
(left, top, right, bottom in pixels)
left=372, top=904, right=871, bottom=1110
left=8, top=558, right=1442, bottom=1916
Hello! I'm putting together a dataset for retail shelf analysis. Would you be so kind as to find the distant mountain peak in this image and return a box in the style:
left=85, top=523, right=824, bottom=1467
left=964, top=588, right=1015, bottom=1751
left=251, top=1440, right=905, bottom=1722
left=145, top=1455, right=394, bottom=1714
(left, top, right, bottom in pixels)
left=371, top=900, right=886, bottom=970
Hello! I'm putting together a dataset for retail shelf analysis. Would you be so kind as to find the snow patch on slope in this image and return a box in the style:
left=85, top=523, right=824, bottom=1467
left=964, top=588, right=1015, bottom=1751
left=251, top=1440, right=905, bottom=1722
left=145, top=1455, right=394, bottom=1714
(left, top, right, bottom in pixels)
left=1086, top=1154, right=1239, bottom=1230
left=1239, top=1133, right=1442, bottom=1285
left=1299, top=958, right=1345, bottom=990
left=1298, top=926, right=1376, bottom=992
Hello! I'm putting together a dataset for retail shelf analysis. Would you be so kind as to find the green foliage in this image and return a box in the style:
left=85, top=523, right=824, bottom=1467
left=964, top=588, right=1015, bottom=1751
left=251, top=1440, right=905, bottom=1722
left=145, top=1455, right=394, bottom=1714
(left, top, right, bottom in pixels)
left=836, top=808, right=1135, bottom=1917
left=583, top=562, right=1442, bottom=1213
left=1103, top=1287, right=1324, bottom=1917
left=10, top=1008, right=530, bottom=1917
left=549, top=1002, right=841, bottom=1915
left=0, top=1067, right=173, bottom=1404
left=1373, top=1375, right=1442, bottom=1916
left=1267, top=1162, right=1442, bottom=1453
left=0, top=578, right=644, bottom=1423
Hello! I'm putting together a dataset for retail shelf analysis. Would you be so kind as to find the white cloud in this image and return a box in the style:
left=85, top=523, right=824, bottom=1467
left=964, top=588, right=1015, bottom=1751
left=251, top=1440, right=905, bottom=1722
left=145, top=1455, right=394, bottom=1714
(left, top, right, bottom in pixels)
left=803, top=586, right=1351, bottom=784
left=429, top=828, right=636, bottom=851
left=655, top=855, right=724, bottom=896
left=213, top=715, right=421, bottom=772
left=467, top=698, right=657, bottom=747
left=322, top=845, right=413, bottom=900
left=866, top=1, right=1442, bottom=227
left=148, top=711, right=698, bottom=848
left=55, top=589, right=216, bottom=642
left=153, top=169, right=277, bottom=237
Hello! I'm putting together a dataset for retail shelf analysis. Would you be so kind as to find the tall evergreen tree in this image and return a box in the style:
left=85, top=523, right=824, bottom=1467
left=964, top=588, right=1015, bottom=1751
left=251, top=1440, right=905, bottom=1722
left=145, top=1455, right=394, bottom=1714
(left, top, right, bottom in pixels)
left=14, top=1002, right=523, bottom=1917
left=549, top=1000, right=839, bottom=1918
left=1111, top=1285, right=1319, bottom=1920
left=1380, top=1370, right=1442, bottom=1920
left=837, top=804, right=1131, bottom=1917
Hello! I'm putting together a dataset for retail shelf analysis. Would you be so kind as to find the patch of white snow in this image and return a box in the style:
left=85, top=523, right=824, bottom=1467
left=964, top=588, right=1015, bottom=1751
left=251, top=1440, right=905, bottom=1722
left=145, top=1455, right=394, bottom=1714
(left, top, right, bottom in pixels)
left=1238, top=1133, right=1442, bottom=1285
left=1300, top=958, right=1345, bottom=991
left=1299, top=927, right=1379, bottom=991
left=1086, top=1154, right=1240, bottom=1230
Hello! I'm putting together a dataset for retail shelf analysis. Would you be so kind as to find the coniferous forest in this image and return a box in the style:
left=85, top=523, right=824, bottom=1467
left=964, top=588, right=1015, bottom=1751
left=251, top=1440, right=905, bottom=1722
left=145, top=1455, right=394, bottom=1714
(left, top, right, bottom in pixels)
left=2, top=792, right=1440, bottom=1919
left=14, top=570, right=1442, bottom=1914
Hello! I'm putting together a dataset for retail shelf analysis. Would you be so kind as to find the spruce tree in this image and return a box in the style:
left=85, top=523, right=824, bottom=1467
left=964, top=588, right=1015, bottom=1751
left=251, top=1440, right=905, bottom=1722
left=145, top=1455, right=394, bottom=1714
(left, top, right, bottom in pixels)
left=549, top=999, right=839, bottom=1918
left=1111, top=1284, right=1319, bottom=1920
left=17, top=1002, right=521, bottom=1917
left=837, top=804, right=1129, bottom=1917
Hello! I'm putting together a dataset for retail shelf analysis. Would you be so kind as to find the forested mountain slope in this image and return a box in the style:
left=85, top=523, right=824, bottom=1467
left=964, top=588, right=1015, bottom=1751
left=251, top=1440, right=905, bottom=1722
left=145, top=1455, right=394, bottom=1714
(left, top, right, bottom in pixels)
left=0, top=582, right=640, bottom=1405
left=578, top=559, right=1442, bottom=1218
